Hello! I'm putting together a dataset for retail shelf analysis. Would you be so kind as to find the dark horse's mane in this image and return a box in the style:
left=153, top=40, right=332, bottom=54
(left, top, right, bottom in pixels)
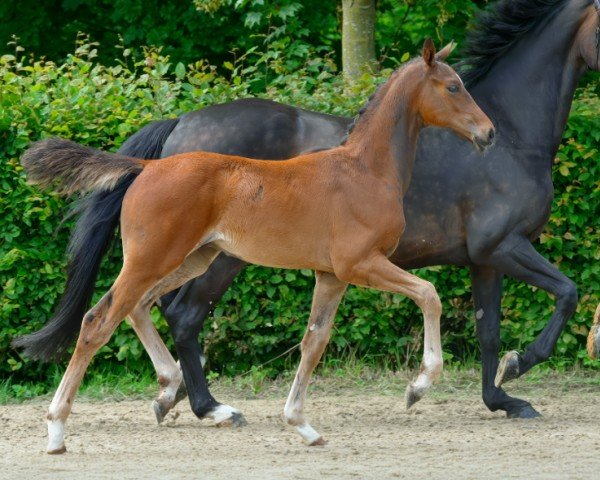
left=457, top=0, right=573, bottom=87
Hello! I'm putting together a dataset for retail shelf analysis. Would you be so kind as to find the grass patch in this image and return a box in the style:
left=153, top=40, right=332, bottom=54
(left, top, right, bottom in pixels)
left=2, top=358, right=599, bottom=406
left=0, top=368, right=158, bottom=404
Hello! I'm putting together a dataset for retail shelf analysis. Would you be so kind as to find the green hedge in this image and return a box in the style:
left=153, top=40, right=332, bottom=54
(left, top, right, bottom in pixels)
left=1, top=45, right=598, bottom=391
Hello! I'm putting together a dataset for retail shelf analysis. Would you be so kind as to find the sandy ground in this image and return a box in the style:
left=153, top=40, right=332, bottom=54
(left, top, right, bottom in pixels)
left=1, top=377, right=599, bottom=479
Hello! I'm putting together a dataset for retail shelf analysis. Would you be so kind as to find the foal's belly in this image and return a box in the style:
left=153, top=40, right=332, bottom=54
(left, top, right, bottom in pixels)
left=212, top=229, right=334, bottom=272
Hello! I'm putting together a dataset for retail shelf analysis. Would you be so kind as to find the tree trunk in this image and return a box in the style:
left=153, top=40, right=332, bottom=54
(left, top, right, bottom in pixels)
left=342, top=0, right=377, bottom=81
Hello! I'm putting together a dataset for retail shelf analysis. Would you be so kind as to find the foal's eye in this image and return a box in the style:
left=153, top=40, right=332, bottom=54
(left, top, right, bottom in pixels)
left=447, top=84, right=460, bottom=93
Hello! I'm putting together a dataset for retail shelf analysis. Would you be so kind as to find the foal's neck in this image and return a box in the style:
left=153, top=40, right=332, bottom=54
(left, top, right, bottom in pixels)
left=343, top=66, right=423, bottom=194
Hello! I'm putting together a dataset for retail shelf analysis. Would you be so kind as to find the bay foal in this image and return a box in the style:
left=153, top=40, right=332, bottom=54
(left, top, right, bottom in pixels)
left=21, top=40, right=494, bottom=453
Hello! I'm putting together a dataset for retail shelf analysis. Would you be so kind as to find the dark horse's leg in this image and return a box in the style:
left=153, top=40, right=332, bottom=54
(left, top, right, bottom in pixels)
left=482, top=236, right=578, bottom=388
left=471, top=266, right=541, bottom=419
left=158, top=253, right=247, bottom=424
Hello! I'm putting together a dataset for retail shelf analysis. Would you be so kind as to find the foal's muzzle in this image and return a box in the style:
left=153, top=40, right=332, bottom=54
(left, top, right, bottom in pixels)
left=472, top=128, right=495, bottom=152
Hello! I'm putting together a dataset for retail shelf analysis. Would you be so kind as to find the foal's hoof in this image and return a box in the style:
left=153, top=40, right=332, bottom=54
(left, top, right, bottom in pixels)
left=47, top=445, right=67, bottom=455
left=495, top=350, right=521, bottom=387
left=507, top=405, right=542, bottom=419
left=216, top=411, right=248, bottom=428
left=153, top=400, right=169, bottom=424
left=405, top=383, right=425, bottom=409
left=309, top=437, right=327, bottom=447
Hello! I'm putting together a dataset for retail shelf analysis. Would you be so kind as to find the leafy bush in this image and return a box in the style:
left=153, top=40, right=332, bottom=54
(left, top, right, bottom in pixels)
left=0, top=44, right=598, bottom=392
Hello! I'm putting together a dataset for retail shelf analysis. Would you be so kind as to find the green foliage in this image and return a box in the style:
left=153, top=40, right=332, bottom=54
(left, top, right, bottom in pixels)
left=0, top=41, right=598, bottom=395
left=377, top=0, right=486, bottom=65
left=0, top=0, right=488, bottom=70
left=0, top=0, right=338, bottom=68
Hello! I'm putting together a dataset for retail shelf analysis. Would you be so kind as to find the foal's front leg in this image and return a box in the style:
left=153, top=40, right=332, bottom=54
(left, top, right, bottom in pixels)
left=283, top=271, right=347, bottom=445
left=337, top=253, right=443, bottom=406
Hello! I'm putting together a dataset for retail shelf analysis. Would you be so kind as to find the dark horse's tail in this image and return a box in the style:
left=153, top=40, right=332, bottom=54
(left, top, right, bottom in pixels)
left=12, top=118, right=179, bottom=362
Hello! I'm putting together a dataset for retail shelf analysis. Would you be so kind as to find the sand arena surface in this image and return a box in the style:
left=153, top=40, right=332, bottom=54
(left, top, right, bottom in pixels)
left=1, top=373, right=599, bottom=479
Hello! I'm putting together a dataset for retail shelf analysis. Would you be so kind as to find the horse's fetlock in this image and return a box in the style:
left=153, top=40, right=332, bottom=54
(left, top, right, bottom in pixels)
left=191, top=399, right=219, bottom=419
left=284, top=407, right=302, bottom=426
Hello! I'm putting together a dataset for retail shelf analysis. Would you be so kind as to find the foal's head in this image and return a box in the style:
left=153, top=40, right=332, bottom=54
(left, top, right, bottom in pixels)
left=414, top=39, right=495, bottom=151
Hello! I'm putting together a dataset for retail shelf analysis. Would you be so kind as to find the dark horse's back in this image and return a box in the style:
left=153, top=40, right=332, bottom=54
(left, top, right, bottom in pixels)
left=163, top=98, right=349, bottom=160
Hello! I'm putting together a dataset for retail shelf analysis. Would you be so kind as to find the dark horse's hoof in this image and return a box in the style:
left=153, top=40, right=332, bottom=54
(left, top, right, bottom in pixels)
left=507, top=405, right=541, bottom=419
left=495, top=350, right=521, bottom=387
left=216, top=411, right=248, bottom=428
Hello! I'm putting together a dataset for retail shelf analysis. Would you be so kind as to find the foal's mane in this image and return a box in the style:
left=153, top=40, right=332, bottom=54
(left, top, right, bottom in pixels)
left=457, top=0, right=574, bottom=87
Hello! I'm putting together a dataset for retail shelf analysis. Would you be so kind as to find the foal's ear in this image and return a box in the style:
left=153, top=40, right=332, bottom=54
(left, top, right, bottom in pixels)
left=435, top=41, right=456, bottom=62
left=422, top=38, right=436, bottom=67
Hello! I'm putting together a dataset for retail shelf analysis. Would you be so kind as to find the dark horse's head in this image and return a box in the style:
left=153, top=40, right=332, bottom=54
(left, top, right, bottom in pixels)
left=416, top=39, right=496, bottom=151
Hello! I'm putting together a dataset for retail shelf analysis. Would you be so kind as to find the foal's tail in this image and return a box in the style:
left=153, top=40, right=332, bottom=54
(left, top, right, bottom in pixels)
left=21, top=138, right=144, bottom=195
left=12, top=118, right=179, bottom=361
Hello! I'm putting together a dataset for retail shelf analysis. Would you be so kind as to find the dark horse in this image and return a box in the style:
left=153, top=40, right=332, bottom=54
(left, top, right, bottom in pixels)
left=14, top=0, right=600, bottom=424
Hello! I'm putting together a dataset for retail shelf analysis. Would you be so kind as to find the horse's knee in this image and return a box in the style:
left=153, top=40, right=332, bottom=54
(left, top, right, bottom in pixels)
left=557, top=279, right=578, bottom=314
left=300, top=326, right=330, bottom=353
left=171, top=325, right=197, bottom=349
left=416, top=281, right=441, bottom=316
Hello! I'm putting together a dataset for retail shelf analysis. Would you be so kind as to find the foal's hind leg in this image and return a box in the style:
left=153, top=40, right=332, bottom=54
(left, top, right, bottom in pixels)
left=126, top=306, right=185, bottom=423
left=337, top=253, right=443, bottom=407
left=46, top=267, right=165, bottom=454
left=283, top=272, right=347, bottom=445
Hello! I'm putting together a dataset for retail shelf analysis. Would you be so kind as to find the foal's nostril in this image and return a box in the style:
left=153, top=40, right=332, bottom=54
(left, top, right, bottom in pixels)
left=488, top=129, right=495, bottom=142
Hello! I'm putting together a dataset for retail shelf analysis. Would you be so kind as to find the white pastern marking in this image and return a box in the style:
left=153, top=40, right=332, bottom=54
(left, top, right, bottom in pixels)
left=411, top=373, right=432, bottom=391
left=209, top=404, right=240, bottom=424
left=296, top=423, right=322, bottom=444
left=47, top=419, right=65, bottom=452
